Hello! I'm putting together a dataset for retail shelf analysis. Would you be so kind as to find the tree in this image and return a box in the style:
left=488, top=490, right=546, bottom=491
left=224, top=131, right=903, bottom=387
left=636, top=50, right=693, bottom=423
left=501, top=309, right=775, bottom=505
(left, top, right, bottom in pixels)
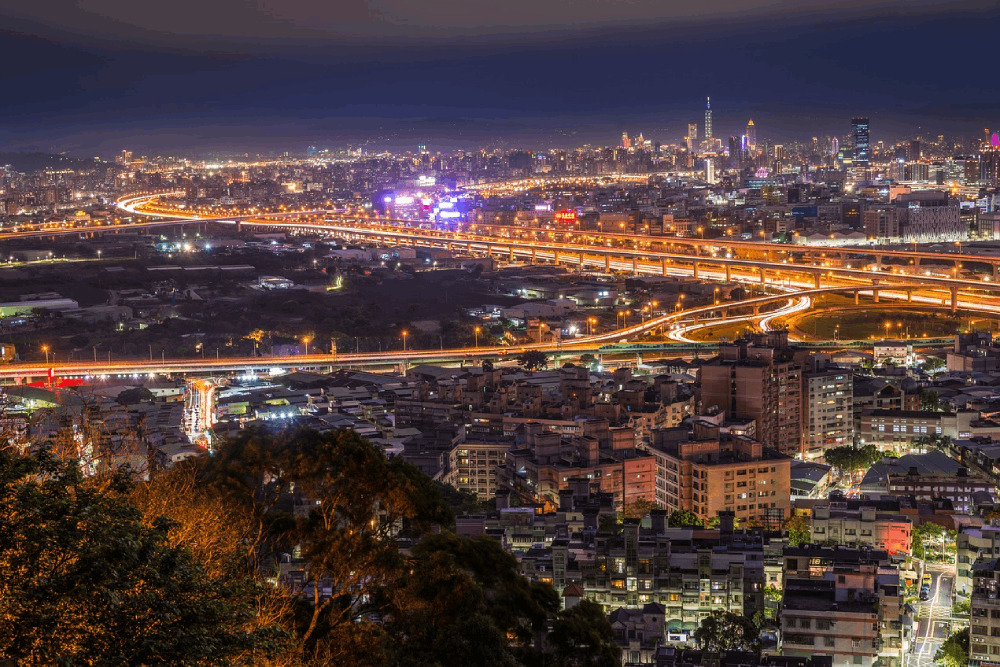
left=549, top=600, right=621, bottom=667
left=387, top=533, right=561, bottom=666
left=934, top=627, right=969, bottom=667
left=913, top=522, right=955, bottom=561
left=914, top=434, right=953, bottom=452
left=579, top=353, right=597, bottom=369
left=783, top=514, right=812, bottom=546
left=517, top=350, right=548, bottom=371
left=694, top=610, right=761, bottom=654
left=824, top=445, right=883, bottom=477
left=197, top=428, right=459, bottom=663
left=0, top=449, right=285, bottom=665
left=668, top=510, right=704, bottom=528
left=923, top=357, right=946, bottom=375
left=624, top=498, right=658, bottom=520
left=116, top=386, right=155, bottom=405
left=920, top=389, right=942, bottom=412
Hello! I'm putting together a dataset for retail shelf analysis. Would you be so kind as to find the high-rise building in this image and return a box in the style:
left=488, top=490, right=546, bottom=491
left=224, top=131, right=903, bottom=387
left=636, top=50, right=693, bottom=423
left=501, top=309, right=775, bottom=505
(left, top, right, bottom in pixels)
left=830, top=137, right=839, bottom=157
left=621, top=132, right=631, bottom=149
left=852, top=117, right=870, bottom=167
left=800, top=357, right=853, bottom=460
left=705, top=158, right=716, bottom=184
left=704, top=97, right=713, bottom=140
left=863, top=206, right=900, bottom=240
left=746, top=119, right=756, bottom=151
left=698, top=332, right=802, bottom=457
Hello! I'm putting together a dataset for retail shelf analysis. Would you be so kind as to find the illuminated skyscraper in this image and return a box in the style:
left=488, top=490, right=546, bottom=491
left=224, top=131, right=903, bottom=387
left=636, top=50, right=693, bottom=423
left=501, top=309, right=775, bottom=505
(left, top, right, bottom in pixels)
left=830, top=137, right=839, bottom=156
left=852, top=117, right=870, bottom=167
left=705, top=97, right=713, bottom=140
left=686, top=123, right=697, bottom=152
left=746, top=119, right=756, bottom=151
left=622, top=132, right=631, bottom=149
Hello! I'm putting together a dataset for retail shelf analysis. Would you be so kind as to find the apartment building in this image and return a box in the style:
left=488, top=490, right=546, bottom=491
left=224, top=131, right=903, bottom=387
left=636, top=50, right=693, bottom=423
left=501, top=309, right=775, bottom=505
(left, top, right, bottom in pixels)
left=649, top=421, right=792, bottom=526
left=699, top=333, right=802, bottom=457
left=801, top=360, right=853, bottom=460
left=969, top=558, right=1000, bottom=666
left=958, top=524, right=1000, bottom=595
left=809, top=501, right=912, bottom=555
left=780, top=546, right=906, bottom=667
left=446, top=438, right=511, bottom=499
left=514, top=507, right=771, bottom=645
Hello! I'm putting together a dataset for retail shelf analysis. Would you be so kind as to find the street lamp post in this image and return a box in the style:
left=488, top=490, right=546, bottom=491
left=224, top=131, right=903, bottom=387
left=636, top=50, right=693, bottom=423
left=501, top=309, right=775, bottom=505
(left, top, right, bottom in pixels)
left=42, top=345, right=49, bottom=364
left=302, top=336, right=311, bottom=355
left=402, top=330, right=408, bottom=351
left=474, top=326, right=481, bottom=348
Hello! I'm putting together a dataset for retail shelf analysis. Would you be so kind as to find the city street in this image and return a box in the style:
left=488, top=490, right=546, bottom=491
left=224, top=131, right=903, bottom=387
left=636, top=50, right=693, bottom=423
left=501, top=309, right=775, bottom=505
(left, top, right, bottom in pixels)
left=908, top=565, right=954, bottom=667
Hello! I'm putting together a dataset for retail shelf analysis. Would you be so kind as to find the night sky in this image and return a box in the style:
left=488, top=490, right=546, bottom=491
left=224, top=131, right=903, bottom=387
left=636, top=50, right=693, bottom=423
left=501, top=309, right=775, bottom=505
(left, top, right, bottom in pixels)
left=2, top=0, right=998, bottom=156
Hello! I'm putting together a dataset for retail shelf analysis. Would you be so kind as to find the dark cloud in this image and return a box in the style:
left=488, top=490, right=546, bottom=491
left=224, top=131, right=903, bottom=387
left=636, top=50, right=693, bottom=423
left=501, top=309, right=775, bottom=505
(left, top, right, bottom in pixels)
left=0, top=1, right=998, bottom=154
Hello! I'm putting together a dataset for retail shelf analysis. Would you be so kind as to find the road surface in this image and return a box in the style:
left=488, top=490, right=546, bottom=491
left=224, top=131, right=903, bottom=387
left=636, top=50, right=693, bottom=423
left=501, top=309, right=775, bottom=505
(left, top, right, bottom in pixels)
left=909, top=565, right=955, bottom=667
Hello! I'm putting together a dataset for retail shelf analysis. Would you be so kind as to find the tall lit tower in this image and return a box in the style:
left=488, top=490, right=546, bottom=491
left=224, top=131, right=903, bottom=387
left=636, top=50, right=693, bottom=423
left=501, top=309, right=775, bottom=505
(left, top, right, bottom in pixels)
left=746, top=119, right=756, bottom=151
left=851, top=117, right=870, bottom=167
left=705, top=97, right=713, bottom=140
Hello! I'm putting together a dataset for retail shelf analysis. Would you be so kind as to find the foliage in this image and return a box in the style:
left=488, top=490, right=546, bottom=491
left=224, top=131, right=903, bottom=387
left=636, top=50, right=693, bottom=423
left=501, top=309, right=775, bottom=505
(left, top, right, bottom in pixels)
left=934, top=627, right=969, bottom=667
left=914, top=434, right=953, bottom=452
left=920, top=389, right=942, bottom=411
left=116, top=386, right=155, bottom=405
left=623, top=498, right=659, bottom=520
left=922, top=357, right=946, bottom=374
left=1, top=428, right=623, bottom=666
left=953, top=598, right=971, bottom=615
left=517, top=350, right=549, bottom=371
left=913, top=522, right=956, bottom=560
left=668, top=510, right=705, bottom=528
left=823, top=445, right=883, bottom=473
left=549, top=600, right=621, bottom=667
left=694, top=610, right=761, bottom=654
left=783, top=514, right=812, bottom=546
left=0, top=450, right=285, bottom=665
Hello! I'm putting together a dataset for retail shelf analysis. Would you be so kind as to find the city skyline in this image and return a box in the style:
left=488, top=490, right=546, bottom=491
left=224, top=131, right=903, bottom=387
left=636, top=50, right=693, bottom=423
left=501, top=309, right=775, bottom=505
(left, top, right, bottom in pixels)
left=1, top=1, right=999, bottom=155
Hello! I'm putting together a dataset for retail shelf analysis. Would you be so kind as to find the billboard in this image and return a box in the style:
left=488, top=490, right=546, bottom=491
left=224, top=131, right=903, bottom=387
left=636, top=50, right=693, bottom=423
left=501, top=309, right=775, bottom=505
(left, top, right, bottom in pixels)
left=554, top=210, right=577, bottom=225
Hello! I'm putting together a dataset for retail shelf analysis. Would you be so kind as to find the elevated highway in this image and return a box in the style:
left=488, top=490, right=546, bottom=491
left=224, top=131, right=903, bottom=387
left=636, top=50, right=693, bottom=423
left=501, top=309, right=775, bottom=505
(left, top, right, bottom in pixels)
left=0, top=284, right=969, bottom=383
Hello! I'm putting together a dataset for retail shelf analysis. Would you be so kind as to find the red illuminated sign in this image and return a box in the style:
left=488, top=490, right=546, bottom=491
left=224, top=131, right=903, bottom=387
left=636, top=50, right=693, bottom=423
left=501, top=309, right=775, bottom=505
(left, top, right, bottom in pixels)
left=554, top=210, right=577, bottom=225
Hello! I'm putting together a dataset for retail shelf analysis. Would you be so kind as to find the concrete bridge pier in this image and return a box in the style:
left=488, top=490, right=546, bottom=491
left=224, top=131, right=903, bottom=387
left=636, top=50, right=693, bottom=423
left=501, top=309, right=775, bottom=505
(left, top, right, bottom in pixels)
left=724, top=264, right=731, bottom=282
left=758, top=267, right=766, bottom=285
left=813, top=273, right=821, bottom=288
left=606, top=255, right=612, bottom=272
left=531, top=247, right=537, bottom=263
left=579, top=252, right=585, bottom=270
left=632, top=257, right=638, bottom=274
left=873, top=288, right=879, bottom=304
left=693, top=262, right=699, bottom=279
left=662, top=259, right=669, bottom=277
left=951, top=286, right=959, bottom=314
left=509, top=247, right=515, bottom=262
left=854, top=290, right=860, bottom=305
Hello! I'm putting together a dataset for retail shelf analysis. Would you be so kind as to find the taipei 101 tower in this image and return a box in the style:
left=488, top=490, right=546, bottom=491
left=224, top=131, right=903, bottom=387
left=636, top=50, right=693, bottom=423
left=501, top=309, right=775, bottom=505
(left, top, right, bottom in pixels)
left=704, top=97, right=712, bottom=140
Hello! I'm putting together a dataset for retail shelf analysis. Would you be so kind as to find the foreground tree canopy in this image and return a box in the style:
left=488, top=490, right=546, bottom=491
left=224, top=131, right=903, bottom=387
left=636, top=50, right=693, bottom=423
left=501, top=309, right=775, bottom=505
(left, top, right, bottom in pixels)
left=0, top=428, right=619, bottom=666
